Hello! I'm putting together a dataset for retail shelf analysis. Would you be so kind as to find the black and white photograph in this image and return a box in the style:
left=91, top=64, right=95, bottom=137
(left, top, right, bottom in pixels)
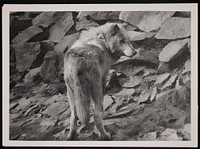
left=2, top=4, right=198, bottom=147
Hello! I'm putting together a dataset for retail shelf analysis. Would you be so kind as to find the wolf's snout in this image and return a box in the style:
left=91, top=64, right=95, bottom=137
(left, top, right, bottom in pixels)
left=124, top=44, right=137, bottom=57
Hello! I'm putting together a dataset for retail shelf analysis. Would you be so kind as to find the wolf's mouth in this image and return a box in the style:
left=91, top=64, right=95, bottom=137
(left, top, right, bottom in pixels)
left=123, top=50, right=137, bottom=57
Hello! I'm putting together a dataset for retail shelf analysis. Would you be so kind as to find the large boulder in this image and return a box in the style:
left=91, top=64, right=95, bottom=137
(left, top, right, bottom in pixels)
left=14, top=42, right=41, bottom=72
left=159, top=39, right=190, bottom=62
left=12, top=25, right=43, bottom=44
left=49, top=12, right=74, bottom=42
left=40, top=51, right=64, bottom=83
left=157, top=38, right=190, bottom=72
left=119, top=11, right=175, bottom=32
left=155, top=17, right=191, bottom=39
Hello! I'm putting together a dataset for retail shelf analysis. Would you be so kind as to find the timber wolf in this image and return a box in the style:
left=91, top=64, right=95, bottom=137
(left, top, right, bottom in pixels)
left=64, top=23, right=137, bottom=140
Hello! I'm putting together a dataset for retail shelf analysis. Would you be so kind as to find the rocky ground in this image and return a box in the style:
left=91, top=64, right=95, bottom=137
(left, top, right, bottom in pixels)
left=10, top=11, right=191, bottom=141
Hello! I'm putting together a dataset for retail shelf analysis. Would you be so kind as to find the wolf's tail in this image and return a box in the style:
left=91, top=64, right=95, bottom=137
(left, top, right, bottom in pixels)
left=73, top=76, right=91, bottom=125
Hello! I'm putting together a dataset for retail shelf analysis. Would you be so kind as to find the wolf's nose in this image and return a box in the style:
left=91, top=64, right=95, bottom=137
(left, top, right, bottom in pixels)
left=132, top=50, right=137, bottom=56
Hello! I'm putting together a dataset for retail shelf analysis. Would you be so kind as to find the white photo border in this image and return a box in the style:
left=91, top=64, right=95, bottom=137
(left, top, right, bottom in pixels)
left=2, top=4, right=198, bottom=147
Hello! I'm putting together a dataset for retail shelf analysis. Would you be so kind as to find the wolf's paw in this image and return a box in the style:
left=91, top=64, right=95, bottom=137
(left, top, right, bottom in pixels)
left=100, top=132, right=111, bottom=141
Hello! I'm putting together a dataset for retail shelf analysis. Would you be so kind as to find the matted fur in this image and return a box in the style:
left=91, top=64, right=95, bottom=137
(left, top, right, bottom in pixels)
left=64, top=23, right=136, bottom=140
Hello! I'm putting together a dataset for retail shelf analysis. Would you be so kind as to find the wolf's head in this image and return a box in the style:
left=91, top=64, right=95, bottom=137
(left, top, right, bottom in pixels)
left=96, top=23, right=137, bottom=60
left=74, top=23, right=137, bottom=60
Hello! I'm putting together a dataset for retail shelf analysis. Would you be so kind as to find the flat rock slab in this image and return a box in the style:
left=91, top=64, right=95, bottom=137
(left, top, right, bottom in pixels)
left=24, top=67, right=41, bottom=82
left=158, top=128, right=182, bottom=141
left=108, top=103, right=139, bottom=118
left=54, top=32, right=79, bottom=53
left=154, top=90, right=173, bottom=107
left=128, top=31, right=156, bottom=41
left=32, top=12, right=68, bottom=27
left=155, top=17, right=191, bottom=39
left=12, top=25, right=43, bottom=44
left=113, top=88, right=135, bottom=99
left=162, top=74, right=178, bottom=90
left=119, top=11, right=175, bottom=32
left=103, top=95, right=114, bottom=110
left=18, top=98, right=32, bottom=110
left=154, top=73, right=170, bottom=86
left=40, top=117, right=58, bottom=130
left=42, top=102, right=69, bottom=118
left=123, top=76, right=143, bottom=88
left=137, top=132, right=157, bottom=141
left=138, top=92, right=151, bottom=104
left=159, top=39, right=190, bottom=62
left=138, top=48, right=160, bottom=65
left=143, top=69, right=157, bottom=77
left=42, top=94, right=68, bottom=105
left=77, top=11, right=120, bottom=21
left=32, top=12, right=56, bottom=27
left=49, top=13, right=74, bottom=42
left=14, top=42, right=41, bottom=72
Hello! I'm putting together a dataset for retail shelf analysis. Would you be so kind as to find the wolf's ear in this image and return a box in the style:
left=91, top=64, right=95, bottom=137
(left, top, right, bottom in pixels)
left=110, top=24, right=120, bottom=36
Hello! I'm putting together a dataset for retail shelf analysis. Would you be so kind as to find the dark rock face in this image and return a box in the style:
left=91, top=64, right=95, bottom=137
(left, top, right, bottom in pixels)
left=10, top=16, right=32, bottom=40
left=40, top=51, right=63, bottom=83
left=119, top=11, right=175, bottom=32
left=30, top=40, right=56, bottom=69
left=40, top=51, right=58, bottom=83
left=9, top=11, right=191, bottom=141
left=14, top=42, right=41, bottom=72
left=12, top=26, right=43, bottom=44
left=49, top=12, right=74, bottom=42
